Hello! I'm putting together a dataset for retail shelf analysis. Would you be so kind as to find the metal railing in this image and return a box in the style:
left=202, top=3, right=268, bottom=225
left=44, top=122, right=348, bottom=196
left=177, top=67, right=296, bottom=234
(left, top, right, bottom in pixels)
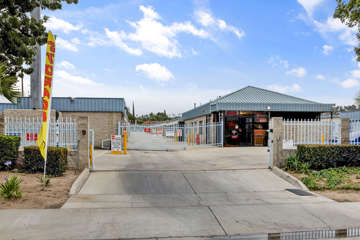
left=118, top=121, right=224, bottom=147
left=350, top=120, right=360, bottom=145
left=283, top=119, right=341, bottom=149
left=4, top=117, right=78, bottom=149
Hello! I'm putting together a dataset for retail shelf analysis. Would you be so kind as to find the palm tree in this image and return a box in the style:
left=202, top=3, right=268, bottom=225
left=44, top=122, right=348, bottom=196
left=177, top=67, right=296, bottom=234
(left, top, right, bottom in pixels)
left=0, top=63, right=19, bottom=103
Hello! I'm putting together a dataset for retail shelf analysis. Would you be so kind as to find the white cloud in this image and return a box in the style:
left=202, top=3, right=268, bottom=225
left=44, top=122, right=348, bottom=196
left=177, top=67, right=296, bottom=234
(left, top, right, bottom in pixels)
left=57, top=37, right=78, bottom=52
left=71, top=38, right=81, bottom=44
left=195, top=10, right=245, bottom=39
left=121, top=5, right=209, bottom=58
left=313, top=18, right=357, bottom=47
left=58, top=61, right=75, bottom=70
left=44, top=16, right=82, bottom=34
left=286, top=67, right=307, bottom=78
left=351, top=69, right=360, bottom=79
left=136, top=63, right=174, bottom=82
left=297, top=0, right=324, bottom=16
left=52, top=82, right=229, bottom=115
left=297, top=0, right=357, bottom=47
left=104, top=28, right=142, bottom=56
left=191, top=48, right=199, bottom=56
left=340, top=78, right=360, bottom=88
left=268, top=56, right=289, bottom=69
left=268, top=83, right=302, bottom=93
left=55, top=70, right=98, bottom=86
left=13, top=74, right=30, bottom=97
left=92, top=5, right=210, bottom=58
left=322, top=45, right=333, bottom=55
left=316, top=74, right=325, bottom=80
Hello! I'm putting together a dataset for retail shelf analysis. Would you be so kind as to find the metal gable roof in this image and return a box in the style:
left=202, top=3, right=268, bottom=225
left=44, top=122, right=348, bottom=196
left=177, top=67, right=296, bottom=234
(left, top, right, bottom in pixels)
left=0, top=97, right=125, bottom=113
left=215, top=86, right=317, bottom=104
left=181, top=86, right=334, bottom=120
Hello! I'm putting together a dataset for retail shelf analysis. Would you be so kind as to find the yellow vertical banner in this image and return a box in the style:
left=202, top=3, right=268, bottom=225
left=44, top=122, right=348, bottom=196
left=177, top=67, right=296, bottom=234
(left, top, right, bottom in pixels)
left=36, top=32, right=56, bottom=164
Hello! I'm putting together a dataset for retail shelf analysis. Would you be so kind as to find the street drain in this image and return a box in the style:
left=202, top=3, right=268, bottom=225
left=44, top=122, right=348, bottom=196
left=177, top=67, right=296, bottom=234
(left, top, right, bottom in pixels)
left=286, top=188, right=313, bottom=196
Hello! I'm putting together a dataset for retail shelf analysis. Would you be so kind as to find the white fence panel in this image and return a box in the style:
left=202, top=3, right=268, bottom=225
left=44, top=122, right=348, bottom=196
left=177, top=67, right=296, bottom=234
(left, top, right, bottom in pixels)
left=4, top=117, right=78, bottom=149
left=117, top=121, right=224, bottom=148
left=283, top=119, right=341, bottom=149
left=350, top=120, right=360, bottom=145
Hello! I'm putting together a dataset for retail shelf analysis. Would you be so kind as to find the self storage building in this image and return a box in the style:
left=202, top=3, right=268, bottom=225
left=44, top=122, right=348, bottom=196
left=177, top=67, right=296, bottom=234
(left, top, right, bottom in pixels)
left=0, top=97, right=127, bottom=148
left=181, top=86, right=334, bottom=147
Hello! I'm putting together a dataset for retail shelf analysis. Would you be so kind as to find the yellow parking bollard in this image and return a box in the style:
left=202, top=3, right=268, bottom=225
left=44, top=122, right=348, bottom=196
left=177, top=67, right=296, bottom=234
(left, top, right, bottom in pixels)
left=124, top=131, right=127, bottom=155
left=321, top=133, right=324, bottom=145
left=89, top=144, right=93, bottom=168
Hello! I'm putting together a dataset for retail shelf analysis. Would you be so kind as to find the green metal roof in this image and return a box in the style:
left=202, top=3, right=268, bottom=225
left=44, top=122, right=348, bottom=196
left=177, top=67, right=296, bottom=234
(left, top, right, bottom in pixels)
left=182, top=86, right=334, bottom=120
left=216, top=86, right=318, bottom=104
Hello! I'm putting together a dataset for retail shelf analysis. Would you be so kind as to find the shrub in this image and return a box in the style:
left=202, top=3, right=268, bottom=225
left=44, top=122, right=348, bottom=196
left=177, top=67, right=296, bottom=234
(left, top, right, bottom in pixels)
left=23, top=146, right=67, bottom=176
left=0, top=176, right=22, bottom=199
left=297, top=144, right=360, bottom=170
left=301, top=175, right=322, bottom=190
left=0, top=135, right=20, bottom=170
left=285, top=154, right=310, bottom=173
left=39, top=176, right=51, bottom=188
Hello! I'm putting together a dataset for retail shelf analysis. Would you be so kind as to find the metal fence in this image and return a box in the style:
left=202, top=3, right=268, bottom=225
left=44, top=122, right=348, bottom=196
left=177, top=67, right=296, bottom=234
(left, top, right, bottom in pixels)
left=283, top=119, right=341, bottom=149
left=118, top=121, right=224, bottom=148
left=350, top=120, right=360, bottom=145
left=5, top=117, right=78, bottom=149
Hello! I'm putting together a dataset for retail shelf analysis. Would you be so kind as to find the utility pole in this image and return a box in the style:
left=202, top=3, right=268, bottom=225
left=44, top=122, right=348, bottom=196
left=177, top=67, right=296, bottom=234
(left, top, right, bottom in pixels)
left=30, top=6, right=42, bottom=109
left=132, top=101, right=135, bottom=123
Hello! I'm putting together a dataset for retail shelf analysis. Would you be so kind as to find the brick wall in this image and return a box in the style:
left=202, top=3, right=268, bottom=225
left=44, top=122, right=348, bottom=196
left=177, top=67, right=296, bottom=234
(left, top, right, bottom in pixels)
left=60, top=112, right=124, bottom=148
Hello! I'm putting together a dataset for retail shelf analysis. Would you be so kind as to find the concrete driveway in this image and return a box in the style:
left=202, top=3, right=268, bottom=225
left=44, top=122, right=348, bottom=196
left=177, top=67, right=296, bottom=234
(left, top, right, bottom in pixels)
left=91, top=147, right=268, bottom=171
left=60, top=147, right=360, bottom=238
left=3, top=147, right=360, bottom=240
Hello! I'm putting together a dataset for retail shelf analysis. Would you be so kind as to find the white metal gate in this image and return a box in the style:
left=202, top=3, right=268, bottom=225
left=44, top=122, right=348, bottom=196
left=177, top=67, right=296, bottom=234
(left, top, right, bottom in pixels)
left=350, top=120, right=360, bottom=145
left=283, top=119, right=341, bottom=149
left=5, top=117, right=78, bottom=149
left=118, top=121, right=224, bottom=150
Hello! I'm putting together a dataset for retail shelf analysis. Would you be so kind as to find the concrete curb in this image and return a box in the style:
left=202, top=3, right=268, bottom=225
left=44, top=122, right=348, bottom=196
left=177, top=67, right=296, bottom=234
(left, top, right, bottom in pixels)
left=69, top=168, right=90, bottom=195
left=271, top=166, right=309, bottom=191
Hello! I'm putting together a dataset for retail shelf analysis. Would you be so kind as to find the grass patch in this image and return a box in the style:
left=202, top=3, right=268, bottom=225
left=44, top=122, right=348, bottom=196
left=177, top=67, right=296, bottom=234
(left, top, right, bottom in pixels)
left=285, top=154, right=360, bottom=191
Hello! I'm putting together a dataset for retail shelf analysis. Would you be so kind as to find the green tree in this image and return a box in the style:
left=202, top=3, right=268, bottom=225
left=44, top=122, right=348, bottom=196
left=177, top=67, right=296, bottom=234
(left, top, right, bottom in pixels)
left=0, top=0, right=78, bottom=78
left=334, top=0, right=360, bottom=61
left=356, top=91, right=360, bottom=107
left=0, top=63, right=20, bottom=103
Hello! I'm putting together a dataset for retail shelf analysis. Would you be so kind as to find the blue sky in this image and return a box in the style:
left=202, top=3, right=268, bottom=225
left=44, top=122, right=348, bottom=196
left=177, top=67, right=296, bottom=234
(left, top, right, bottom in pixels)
left=16, top=0, right=360, bottom=114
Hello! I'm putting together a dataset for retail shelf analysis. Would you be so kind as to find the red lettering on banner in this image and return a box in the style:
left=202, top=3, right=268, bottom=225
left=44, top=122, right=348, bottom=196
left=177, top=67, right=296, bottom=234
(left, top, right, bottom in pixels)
left=43, top=111, right=47, bottom=122
left=44, top=76, right=52, bottom=88
left=43, top=87, right=50, bottom=99
left=45, top=64, right=53, bottom=76
left=46, top=52, right=54, bottom=64
left=43, top=99, right=48, bottom=111
left=48, top=41, right=55, bottom=53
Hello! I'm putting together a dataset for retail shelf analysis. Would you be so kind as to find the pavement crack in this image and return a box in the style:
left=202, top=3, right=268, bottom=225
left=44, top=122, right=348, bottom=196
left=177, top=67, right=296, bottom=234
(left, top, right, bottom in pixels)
left=182, top=173, right=198, bottom=195
left=208, top=206, right=228, bottom=236
left=301, top=204, right=331, bottom=229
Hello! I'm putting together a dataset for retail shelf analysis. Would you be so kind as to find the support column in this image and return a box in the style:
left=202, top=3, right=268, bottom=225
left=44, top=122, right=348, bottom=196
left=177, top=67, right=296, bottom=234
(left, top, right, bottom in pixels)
left=340, top=118, right=350, bottom=145
left=30, top=7, right=42, bottom=109
left=77, top=116, right=89, bottom=170
left=0, top=113, right=4, bottom=135
left=271, top=117, right=284, bottom=168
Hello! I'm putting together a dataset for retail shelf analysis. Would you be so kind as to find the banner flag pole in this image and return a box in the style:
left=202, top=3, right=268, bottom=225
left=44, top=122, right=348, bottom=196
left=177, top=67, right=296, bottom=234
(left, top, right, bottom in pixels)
left=36, top=31, right=56, bottom=180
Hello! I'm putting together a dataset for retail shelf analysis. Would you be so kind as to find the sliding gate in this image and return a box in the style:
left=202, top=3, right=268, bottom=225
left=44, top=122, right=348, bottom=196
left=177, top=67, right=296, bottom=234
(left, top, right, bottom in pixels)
left=118, top=122, right=223, bottom=150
